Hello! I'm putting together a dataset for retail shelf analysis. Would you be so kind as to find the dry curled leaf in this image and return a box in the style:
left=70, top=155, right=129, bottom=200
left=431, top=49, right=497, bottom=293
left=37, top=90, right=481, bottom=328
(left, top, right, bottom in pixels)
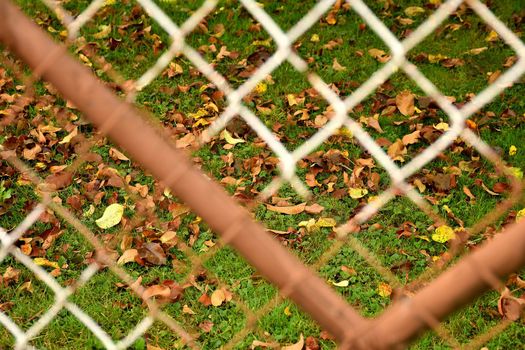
left=138, top=242, right=167, bottom=265
left=266, top=203, right=306, bottom=215
left=396, top=90, right=415, bottom=116
left=282, top=334, right=304, bottom=350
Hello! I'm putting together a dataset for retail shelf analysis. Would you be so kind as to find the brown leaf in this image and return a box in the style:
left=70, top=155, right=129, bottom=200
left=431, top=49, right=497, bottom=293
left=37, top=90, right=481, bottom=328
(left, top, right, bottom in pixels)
left=43, top=171, right=73, bottom=191
left=282, top=334, right=304, bottom=350
left=367, top=117, right=383, bottom=133
left=138, top=242, right=166, bottom=265
left=396, top=90, right=415, bottom=116
left=22, top=144, right=41, bottom=160
left=250, top=340, right=279, bottom=349
left=117, top=249, right=139, bottom=265
left=498, top=288, right=525, bottom=321
left=305, top=336, right=320, bottom=350
left=266, top=203, right=306, bottom=215
left=199, top=320, right=214, bottom=333
left=493, top=182, right=509, bottom=194
left=142, top=284, right=171, bottom=300
left=109, top=147, right=129, bottom=161
left=402, top=130, right=421, bottom=145
left=463, top=186, right=476, bottom=202
left=198, top=293, right=212, bottom=306
left=304, top=203, right=325, bottom=214
left=387, top=139, right=407, bottom=162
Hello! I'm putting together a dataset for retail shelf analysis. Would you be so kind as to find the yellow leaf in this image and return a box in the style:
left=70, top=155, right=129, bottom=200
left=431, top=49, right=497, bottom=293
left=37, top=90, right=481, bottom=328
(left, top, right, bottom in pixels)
left=254, top=82, right=267, bottom=94
left=338, top=126, right=353, bottom=138
left=509, top=145, right=517, bottom=156
left=486, top=30, right=499, bottom=42
left=432, top=225, right=455, bottom=243
left=287, top=94, right=298, bottom=106
left=284, top=306, right=292, bottom=316
left=507, top=167, right=523, bottom=179
left=516, top=208, right=525, bottom=222
left=332, top=280, right=349, bottom=287
left=93, top=24, right=111, bottom=39
left=349, top=188, right=368, bottom=199
left=34, top=258, right=60, bottom=269
left=434, top=122, right=449, bottom=131
left=405, top=6, right=425, bottom=17
left=316, top=217, right=337, bottom=227
left=466, top=47, right=488, bottom=55
left=428, top=54, right=448, bottom=63
left=310, top=34, right=320, bottom=42
left=251, top=38, right=272, bottom=47
left=377, top=282, right=392, bottom=297
left=221, top=130, right=245, bottom=145
left=95, top=203, right=124, bottom=229
left=211, top=289, right=226, bottom=307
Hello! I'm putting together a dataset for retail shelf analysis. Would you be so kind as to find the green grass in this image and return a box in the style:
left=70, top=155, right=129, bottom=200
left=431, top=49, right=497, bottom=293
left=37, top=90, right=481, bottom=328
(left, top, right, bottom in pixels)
left=1, top=0, right=525, bottom=349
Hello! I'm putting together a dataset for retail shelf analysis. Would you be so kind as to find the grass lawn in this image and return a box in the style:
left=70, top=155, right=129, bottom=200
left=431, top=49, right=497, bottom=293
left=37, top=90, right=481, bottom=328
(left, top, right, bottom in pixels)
left=1, top=0, right=525, bottom=349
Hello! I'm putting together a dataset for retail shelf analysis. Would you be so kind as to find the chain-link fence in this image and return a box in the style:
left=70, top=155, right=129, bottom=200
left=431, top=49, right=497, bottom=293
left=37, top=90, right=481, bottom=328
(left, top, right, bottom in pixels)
left=1, top=0, right=524, bottom=349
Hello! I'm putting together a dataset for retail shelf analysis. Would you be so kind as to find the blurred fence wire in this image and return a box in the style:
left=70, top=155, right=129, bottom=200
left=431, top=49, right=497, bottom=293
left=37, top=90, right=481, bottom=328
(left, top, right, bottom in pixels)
left=1, top=0, right=525, bottom=349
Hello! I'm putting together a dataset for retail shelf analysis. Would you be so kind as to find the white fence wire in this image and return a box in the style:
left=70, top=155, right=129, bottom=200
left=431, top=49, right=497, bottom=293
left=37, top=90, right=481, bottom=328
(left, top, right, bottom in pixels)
left=1, top=0, right=525, bottom=348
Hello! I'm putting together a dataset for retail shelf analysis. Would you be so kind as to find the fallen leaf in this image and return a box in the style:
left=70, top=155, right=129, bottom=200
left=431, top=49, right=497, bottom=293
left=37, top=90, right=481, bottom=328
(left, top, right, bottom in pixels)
left=396, top=90, right=415, bottom=116
left=310, top=34, right=320, bottom=42
left=509, top=145, right=517, bottom=156
left=160, top=231, right=177, bottom=244
left=516, top=208, right=525, bottom=222
left=117, top=249, right=139, bottom=265
left=486, top=30, right=499, bottom=42
left=211, top=289, right=226, bottom=307
left=332, top=280, right=349, bottom=287
left=434, top=122, right=449, bottom=131
left=254, top=82, right=267, bottom=95
left=109, top=147, right=129, bottom=161
left=34, top=258, right=60, bottom=269
left=93, top=24, right=111, bottom=39
left=266, top=203, right=306, bottom=215
left=432, top=225, right=455, bottom=243
left=377, top=282, right=392, bottom=297
left=387, top=139, right=407, bottom=162
left=348, top=188, right=368, bottom=199
left=405, top=6, right=425, bottom=17
left=282, top=334, right=304, bottom=350
left=198, top=293, right=212, bottom=306
left=507, top=167, right=523, bottom=179
left=497, top=288, right=524, bottom=320
left=316, top=217, right=337, bottom=227
left=95, top=203, right=124, bottom=229
left=138, top=242, right=167, bottom=265
left=143, top=285, right=171, bottom=300
left=250, top=340, right=278, bottom=349
left=368, top=48, right=390, bottom=63
left=402, top=130, right=421, bottom=145
left=466, top=47, right=488, bottom=55
left=222, top=130, right=245, bottom=145
left=332, top=58, right=346, bottom=71
left=304, top=203, right=324, bottom=214
left=182, top=304, right=196, bottom=315
left=199, top=320, right=214, bottom=333
left=463, top=186, right=476, bottom=202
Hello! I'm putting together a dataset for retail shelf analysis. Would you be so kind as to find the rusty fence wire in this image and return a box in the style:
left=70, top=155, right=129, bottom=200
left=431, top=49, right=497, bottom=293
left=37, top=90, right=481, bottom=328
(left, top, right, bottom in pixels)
left=0, top=0, right=525, bottom=349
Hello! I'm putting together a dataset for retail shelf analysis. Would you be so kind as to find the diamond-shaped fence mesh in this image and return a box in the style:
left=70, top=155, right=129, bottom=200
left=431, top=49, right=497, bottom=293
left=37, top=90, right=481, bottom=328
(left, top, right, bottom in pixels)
left=0, top=0, right=524, bottom=349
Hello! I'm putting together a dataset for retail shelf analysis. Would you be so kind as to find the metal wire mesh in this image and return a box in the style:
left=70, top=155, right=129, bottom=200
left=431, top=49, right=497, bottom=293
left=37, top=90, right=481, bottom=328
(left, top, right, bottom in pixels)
left=1, top=0, right=525, bottom=349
